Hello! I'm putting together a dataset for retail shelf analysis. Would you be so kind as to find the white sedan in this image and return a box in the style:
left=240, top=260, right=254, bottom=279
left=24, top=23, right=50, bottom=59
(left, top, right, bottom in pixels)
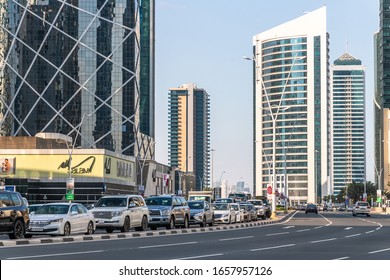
left=26, top=203, right=96, bottom=237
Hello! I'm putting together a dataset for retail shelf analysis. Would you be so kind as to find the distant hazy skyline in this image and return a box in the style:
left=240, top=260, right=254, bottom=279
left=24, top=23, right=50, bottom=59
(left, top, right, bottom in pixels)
left=155, top=0, right=378, bottom=188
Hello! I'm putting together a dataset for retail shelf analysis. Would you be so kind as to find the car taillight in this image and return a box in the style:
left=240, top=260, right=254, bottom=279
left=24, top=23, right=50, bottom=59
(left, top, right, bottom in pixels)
left=356, top=206, right=359, bottom=208
left=367, top=206, right=371, bottom=209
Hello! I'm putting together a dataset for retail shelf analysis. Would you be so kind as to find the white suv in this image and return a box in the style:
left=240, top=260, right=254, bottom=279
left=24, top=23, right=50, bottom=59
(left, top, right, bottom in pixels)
left=90, top=195, right=149, bottom=233
left=352, top=201, right=371, bottom=217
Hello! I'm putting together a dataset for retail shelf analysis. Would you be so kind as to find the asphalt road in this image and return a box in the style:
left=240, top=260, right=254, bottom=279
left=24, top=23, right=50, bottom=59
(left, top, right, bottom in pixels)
left=1, top=211, right=390, bottom=260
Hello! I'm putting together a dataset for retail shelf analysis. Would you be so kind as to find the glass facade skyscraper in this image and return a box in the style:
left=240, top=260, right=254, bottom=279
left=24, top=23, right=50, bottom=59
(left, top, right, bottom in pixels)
left=331, top=53, right=365, bottom=195
left=0, top=0, right=155, bottom=158
left=375, top=0, right=390, bottom=194
left=253, top=7, right=329, bottom=204
left=168, top=84, right=210, bottom=192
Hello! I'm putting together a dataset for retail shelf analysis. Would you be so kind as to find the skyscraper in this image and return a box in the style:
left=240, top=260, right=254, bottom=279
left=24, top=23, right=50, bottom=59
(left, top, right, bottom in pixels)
left=168, top=83, right=210, bottom=192
left=252, top=7, right=329, bottom=204
left=331, top=53, right=366, bottom=196
left=375, top=0, right=390, bottom=195
left=0, top=0, right=155, bottom=158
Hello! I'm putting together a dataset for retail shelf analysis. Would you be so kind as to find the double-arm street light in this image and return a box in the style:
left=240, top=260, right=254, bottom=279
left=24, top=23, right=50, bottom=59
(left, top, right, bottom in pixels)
left=244, top=53, right=306, bottom=219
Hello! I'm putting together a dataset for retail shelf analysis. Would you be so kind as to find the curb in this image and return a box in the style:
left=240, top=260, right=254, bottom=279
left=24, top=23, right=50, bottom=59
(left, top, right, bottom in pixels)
left=0, top=212, right=295, bottom=247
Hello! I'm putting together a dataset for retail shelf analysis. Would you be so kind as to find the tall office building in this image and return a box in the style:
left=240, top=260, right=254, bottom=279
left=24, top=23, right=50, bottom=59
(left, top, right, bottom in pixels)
left=0, top=0, right=155, bottom=158
left=252, top=7, right=329, bottom=204
left=375, top=0, right=390, bottom=195
left=331, top=53, right=366, bottom=196
left=168, top=83, right=210, bottom=192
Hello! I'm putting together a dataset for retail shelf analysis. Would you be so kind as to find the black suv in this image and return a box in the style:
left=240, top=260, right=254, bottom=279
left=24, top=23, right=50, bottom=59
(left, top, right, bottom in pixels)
left=145, top=195, right=190, bottom=230
left=0, top=191, right=30, bottom=239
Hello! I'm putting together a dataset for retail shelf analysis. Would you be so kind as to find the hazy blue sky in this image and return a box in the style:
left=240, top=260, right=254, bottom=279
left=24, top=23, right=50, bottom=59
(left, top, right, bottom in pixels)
left=154, top=0, right=378, bottom=188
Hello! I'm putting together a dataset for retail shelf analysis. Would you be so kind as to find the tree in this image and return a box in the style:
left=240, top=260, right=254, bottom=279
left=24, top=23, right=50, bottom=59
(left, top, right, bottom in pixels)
left=336, top=181, right=377, bottom=204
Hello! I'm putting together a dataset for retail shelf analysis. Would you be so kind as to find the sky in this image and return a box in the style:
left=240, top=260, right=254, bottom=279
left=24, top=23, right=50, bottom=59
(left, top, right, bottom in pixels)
left=154, top=0, right=379, bottom=189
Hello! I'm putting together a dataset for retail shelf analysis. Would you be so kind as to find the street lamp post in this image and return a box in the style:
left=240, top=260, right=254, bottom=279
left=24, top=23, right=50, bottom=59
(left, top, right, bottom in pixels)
left=66, top=112, right=91, bottom=203
left=244, top=53, right=306, bottom=220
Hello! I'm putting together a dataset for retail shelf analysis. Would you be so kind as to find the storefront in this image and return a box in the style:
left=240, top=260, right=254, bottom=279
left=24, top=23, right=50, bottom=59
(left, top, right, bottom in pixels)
left=0, top=148, right=136, bottom=204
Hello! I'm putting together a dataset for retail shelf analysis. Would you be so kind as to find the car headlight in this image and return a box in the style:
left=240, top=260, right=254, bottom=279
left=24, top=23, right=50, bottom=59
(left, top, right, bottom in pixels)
left=222, top=212, right=229, bottom=217
left=112, top=210, right=124, bottom=217
left=49, top=218, right=63, bottom=224
left=160, top=209, right=170, bottom=215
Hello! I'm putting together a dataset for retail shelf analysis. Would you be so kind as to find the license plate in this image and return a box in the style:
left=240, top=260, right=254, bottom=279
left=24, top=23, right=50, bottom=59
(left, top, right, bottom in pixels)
left=30, top=227, right=44, bottom=231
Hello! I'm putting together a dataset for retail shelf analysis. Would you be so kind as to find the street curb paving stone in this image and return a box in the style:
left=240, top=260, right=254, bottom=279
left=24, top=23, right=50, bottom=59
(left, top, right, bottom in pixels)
left=0, top=211, right=295, bottom=247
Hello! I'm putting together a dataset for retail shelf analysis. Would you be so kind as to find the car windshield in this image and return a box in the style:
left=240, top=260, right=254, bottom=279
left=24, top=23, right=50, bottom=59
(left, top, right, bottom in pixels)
left=249, top=200, right=262, bottom=206
left=213, top=204, right=228, bottom=210
left=188, top=201, right=204, bottom=209
left=95, top=197, right=127, bottom=207
left=145, top=197, right=172, bottom=206
left=28, top=205, right=42, bottom=212
left=35, top=205, right=69, bottom=215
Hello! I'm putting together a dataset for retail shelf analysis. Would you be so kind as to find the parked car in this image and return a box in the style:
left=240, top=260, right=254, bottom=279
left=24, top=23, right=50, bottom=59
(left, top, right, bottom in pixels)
left=239, top=202, right=257, bottom=221
left=230, top=203, right=242, bottom=223
left=26, top=202, right=95, bottom=237
left=352, top=201, right=371, bottom=217
left=305, top=203, right=318, bottom=214
left=187, top=200, right=214, bottom=227
left=0, top=191, right=30, bottom=239
left=145, top=195, right=190, bottom=230
left=247, top=199, right=267, bottom=220
left=238, top=203, right=250, bottom=222
left=28, top=204, right=43, bottom=215
left=212, top=203, right=235, bottom=224
left=90, top=195, right=149, bottom=233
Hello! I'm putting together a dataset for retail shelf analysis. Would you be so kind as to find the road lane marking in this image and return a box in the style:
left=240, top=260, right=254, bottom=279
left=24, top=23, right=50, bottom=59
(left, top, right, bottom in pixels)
left=310, top=238, right=337, bottom=244
left=334, top=256, right=350, bottom=260
left=174, top=253, right=224, bottom=260
left=250, top=244, right=296, bottom=251
left=219, top=236, right=254, bottom=241
left=369, top=248, right=390, bottom=254
left=314, top=226, right=323, bottom=229
left=266, top=232, right=289, bottom=236
left=6, top=250, right=104, bottom=260
left=283, top=226, right=295, bottom=229
left=344, top=227, right=353, bottom=230
left=296, top=229, right=311, bottom=232
left=138, top=241, right=197, bottom=249
left=345, top=234, right=361, bottom=238
left=365, top=230, right=375, bottom=234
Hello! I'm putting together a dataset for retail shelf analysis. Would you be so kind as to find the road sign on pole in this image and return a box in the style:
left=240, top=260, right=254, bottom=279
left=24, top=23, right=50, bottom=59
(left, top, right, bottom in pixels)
left=267, top=185, right=272, bottom=195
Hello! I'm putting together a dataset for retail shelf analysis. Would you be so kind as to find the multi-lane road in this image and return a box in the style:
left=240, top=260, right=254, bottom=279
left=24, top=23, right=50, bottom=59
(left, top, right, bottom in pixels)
left=1, top=211, right=390, bottom=260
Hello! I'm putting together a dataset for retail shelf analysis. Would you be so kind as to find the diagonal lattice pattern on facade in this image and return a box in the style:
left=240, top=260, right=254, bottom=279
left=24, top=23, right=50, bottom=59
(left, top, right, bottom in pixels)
left=0, top=0, right=142, bottom=156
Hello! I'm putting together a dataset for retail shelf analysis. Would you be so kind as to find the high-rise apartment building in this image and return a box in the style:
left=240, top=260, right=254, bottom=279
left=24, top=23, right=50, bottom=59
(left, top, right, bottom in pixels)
left=375, top=0, right=390, bottom=195
left=0, top=0, right=155, bottom=158
left=252, top=7, right=329, bottom=204
left=168, top=84, right=210, bottom=193
left=331, top=53, right=366, bottom=195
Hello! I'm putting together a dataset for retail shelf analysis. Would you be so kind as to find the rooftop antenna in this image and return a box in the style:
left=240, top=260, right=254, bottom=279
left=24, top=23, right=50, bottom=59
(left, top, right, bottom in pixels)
left=346, top=38, right=349, bottom=53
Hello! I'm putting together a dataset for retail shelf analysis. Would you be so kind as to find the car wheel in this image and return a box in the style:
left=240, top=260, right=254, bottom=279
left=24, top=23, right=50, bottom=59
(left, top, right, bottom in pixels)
left=181, top=216, right=189, bottom=228
left=121, top=216, right=131, bottom=232
left=63, top=222, right=71, bottom=236
left=200, top=216, right=206, bottom=227
left=106, top=227, right=114, bottom=233
left=9, top=220, right=25, bottom=239
left=135, top=215, right=148, bottom=231
left=208, top=217, right=214, bottom=227
left=166, top=216, right=175, bottom=229
left=85, top=221, right=94, bottom=235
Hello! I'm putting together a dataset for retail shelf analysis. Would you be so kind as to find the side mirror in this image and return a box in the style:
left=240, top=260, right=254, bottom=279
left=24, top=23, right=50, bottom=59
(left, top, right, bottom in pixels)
left=129, top=202, right=136, bottom=208
left=71, top=210, right=78, bottom=215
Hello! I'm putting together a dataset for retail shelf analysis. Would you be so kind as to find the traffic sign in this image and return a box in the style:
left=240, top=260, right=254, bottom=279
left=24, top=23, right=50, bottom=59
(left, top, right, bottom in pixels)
left=267, top=185, right=272, bottom=194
